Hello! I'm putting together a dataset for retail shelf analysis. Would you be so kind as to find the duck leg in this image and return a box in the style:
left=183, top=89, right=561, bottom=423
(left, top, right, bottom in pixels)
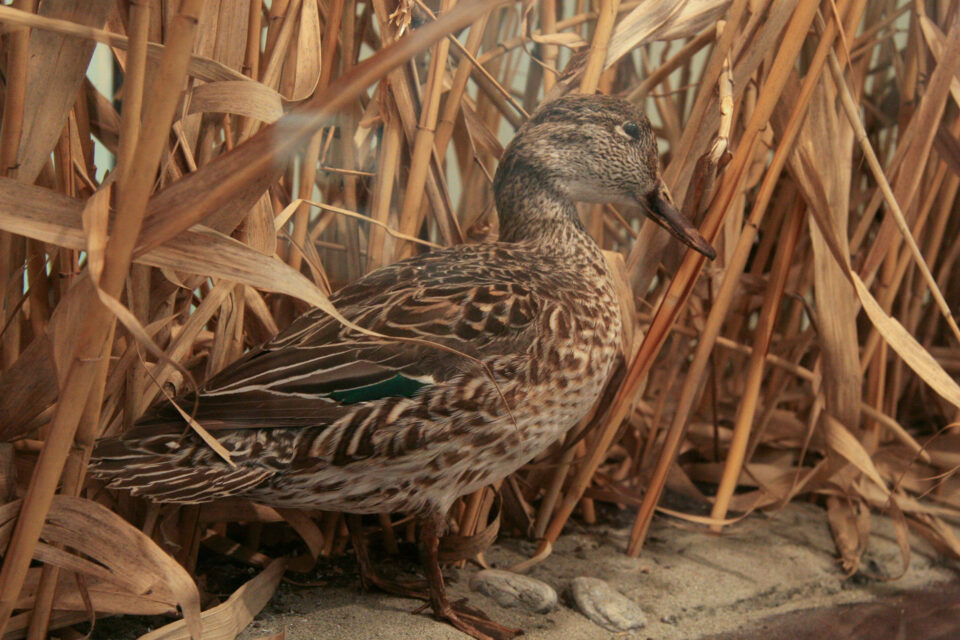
left=346, top=514, right=427, bottom=597
left=418, top=517, right=523, bottom=640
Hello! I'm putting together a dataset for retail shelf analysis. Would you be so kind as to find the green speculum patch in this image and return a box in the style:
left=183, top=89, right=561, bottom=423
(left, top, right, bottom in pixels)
left=329, top=374, right=430, bottom=404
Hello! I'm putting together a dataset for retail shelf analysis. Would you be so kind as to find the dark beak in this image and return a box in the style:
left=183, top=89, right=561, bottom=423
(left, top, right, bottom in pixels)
left=641, top=181, right=716, bottom=260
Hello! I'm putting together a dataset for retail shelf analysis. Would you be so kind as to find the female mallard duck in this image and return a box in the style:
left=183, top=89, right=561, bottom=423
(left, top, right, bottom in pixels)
left=91, top=94, right=714, bottom=640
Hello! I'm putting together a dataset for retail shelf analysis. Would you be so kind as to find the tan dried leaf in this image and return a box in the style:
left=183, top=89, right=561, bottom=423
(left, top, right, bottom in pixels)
left=826, top=496, right=869, bottom=575
left=287, top=0, right=322, bottom=101
left=605, top=0, right=731, bottom=67
left=824, top=415, right=889, bottom=494
left=531, top=31, right=588, bottom=49
left=138, top=558, right=287, bottom=640
left=16, top=0, right=113, bottom=183
left=0, top=497, right=201, bottom=638
left=186, top=81, right=285, bottom=123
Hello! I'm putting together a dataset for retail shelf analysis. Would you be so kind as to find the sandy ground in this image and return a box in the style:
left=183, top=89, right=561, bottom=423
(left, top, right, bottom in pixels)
left=229, top=503, right=957, bottom=640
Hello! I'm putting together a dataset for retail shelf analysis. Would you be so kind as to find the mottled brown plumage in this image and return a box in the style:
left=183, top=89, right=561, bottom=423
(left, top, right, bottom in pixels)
left=90, top=94, right=714, bottom=640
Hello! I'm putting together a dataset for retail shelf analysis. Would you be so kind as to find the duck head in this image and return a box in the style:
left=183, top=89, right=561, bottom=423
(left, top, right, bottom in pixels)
left=494, top=94, right=716, bottom=260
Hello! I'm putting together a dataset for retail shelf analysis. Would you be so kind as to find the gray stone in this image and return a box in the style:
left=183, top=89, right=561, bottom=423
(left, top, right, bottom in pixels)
left=570, top=576, right=647, bottom=632
left=469, top=569, right=558, bottom=613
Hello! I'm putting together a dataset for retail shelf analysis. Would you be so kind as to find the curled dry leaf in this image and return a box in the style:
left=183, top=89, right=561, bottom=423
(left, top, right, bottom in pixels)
left=824, top=415, right=889, bottom=496
left=605, top=0, right=731, bottom=68
left=138, top=558, right=287, bottom=640
left=521, top=1, right=588, bottom=49
left=274, top=509, right=325, bottom=560
left=18, top=567, right=177, bottom=616
left=186, top=81, right=285, bottom=123
left=0, top=497, right=201, bottom=638
left=826, top=496, right=870, bottom=575
left=439, top=495, right=502, bottom=564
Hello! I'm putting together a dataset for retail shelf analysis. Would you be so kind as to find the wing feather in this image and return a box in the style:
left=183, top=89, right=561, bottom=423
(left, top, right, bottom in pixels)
left=92, top=244, right=547, bottom=503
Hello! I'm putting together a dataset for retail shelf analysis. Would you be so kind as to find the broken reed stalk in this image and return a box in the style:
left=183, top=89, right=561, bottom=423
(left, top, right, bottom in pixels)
left=661, top=0, right=748, bottom=189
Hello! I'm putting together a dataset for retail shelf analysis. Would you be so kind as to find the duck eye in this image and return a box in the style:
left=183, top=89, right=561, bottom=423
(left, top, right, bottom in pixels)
left=622, top=121, right=642, bottom=139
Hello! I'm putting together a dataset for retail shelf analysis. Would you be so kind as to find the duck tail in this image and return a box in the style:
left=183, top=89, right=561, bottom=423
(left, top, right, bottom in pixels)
left=90, top=432, right=273, bottom=504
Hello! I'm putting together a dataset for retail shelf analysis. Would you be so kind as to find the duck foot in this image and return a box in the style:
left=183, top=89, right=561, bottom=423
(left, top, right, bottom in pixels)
left=346, top=514, right=428, bottom=599
left=347, top=514, right=523, bottom=640
left=420, top=518, right=523, bottom=640
left=424, top=600, right=523, bottom=640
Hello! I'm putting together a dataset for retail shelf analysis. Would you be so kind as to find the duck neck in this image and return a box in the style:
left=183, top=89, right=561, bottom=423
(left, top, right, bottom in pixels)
left=493, top=153, right=589, bottom=247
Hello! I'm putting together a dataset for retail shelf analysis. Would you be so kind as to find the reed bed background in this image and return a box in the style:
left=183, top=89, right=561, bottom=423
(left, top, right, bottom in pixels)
left=0, top=0, right=959, bottom=637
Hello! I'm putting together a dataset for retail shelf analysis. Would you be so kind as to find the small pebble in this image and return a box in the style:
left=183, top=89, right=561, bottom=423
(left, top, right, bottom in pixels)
left=469, top=569, right=558, bottom=613
left=570, top=576, right=647, bottom=632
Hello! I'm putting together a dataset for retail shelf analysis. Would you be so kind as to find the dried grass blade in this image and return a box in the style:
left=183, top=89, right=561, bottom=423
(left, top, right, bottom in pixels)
left=0, top=5, right=251, bottom=82
left=14, top=0, right=113, bottom=183
left=618, top=0, right=822, bottom=556
left=136, top=0, right=507, bottom=256
left=186, top=81, right=285, bottom=123
left=824, top=415, right=889, bottom=494
left=0, top=3, right=207, bottom=633
left=850, top=273, right=960, bottom=410
left=0, top=497, right=202, bottom=637
left=827, top=49, right=960, bottom=345
left=138, top=558, right=287, bottom=640
left=792, top=71, right=861, bottom=430
left=605, top=0, right=730, bottom=66
left=287, top=0, right=322, bottom=101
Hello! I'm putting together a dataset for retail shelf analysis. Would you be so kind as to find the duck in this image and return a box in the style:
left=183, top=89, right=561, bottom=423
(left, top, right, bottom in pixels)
left=90, top=93, right=715, bottom=640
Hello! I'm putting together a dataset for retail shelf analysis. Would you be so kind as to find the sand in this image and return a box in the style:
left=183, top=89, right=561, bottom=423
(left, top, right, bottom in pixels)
left=233, top=503, right=957, bottom=639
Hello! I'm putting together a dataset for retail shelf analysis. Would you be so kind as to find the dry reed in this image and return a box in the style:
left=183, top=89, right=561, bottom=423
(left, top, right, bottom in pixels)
left=1, top=0, right=959, bottom=638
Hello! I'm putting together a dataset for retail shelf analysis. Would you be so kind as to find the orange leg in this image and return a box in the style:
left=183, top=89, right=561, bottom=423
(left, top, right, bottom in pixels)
left=418, top=518, right=523, bottom=640
left=346, top=514, right=427, bottom=598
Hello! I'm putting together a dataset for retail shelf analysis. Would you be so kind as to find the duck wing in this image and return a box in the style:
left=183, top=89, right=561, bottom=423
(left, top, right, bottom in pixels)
left=186, top=246, right=542, bottom=428
left=91, top=246, right=545, bottom=501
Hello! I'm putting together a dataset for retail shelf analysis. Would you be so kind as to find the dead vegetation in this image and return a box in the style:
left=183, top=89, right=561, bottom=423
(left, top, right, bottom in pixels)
left=0, top=0, right=959, bottom=638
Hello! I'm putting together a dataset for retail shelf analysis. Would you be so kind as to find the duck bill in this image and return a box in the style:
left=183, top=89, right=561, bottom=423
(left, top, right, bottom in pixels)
left=641, top=183, right=716, bottom=260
